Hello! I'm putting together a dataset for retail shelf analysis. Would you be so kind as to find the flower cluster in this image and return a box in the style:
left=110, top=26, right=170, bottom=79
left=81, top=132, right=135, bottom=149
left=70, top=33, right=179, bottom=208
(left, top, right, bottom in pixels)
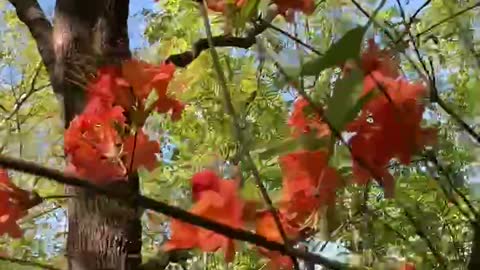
left=290, top=39, right=435, bottom=197
left=164, top=40, right=433, bottom=269
left=65, top=59, right=183, bottom=183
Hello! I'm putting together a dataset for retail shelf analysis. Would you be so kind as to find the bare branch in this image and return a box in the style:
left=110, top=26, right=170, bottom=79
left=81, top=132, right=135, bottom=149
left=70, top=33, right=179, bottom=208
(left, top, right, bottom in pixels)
left=166, top=8, right=278, bottom=67
left=7, top=0, right=55, bottom=74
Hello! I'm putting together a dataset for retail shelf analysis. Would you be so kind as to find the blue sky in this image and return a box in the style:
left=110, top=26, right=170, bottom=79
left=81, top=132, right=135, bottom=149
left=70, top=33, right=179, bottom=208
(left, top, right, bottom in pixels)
left=38, top=0, right=156, bottom=49
left=34, top=0, right=427, bottom=51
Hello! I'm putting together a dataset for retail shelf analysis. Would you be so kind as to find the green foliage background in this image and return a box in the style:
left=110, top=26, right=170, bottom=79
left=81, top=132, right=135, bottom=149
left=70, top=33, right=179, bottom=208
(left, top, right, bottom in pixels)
left=1, top=0, right=480, bottom=269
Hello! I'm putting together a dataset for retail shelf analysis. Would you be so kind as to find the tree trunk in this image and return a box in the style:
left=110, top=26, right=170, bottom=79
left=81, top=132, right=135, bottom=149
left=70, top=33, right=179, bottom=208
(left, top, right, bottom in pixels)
left=9, top=0, right=142, bottom=269
left=52, top=1, right=142, bottom=269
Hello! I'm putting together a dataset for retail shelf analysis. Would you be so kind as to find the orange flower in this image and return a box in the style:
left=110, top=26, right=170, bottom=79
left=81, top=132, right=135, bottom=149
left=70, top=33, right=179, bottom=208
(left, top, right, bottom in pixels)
left=274, top=0, right=315, bottom=20
left=121, top=59, right=176, bottom=101
left=164, top=171, right=243, bottom=262
left=342, top=41, right=435, bottom=196
left=156, top=96, right=185, bottom=122
left=279, top=150, right=339, bottom=224
left=205, top=0, right=246, bottom=13
left=255, top=211, right=298, bottom=270
left=84, top=59, right=182, bottom=124
left=347, top=73, right=435, bottom=197
left=0, top=170, right=40, bottom=238
left=399, top=262, right=416, bottom=270
left=343, top=39, right=399, bottom=81
left=191, top=169, right=221, bottom=202
left=65, top=107, right=127, bottom=182
left=288, top=98, right=330, bottom=138
left=123, top=130, right=160, bottom=173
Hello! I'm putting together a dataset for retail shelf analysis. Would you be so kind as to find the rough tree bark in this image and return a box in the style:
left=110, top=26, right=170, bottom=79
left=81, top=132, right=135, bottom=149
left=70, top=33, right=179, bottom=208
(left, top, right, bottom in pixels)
left=9, top=1, right=142, bottom=269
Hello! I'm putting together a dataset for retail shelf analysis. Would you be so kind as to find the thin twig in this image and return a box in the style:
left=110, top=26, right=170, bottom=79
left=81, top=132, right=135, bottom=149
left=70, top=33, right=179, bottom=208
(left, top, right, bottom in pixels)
left=411, top=0, right=432, bottom=21
left=259, top=19, right=323, bottom=56
left=21, top=204, right=61, bottom=224
left=166, top=10, right=275, bottom=67
left=403, top=208, right=447, bottom=269
left=427, top=153, right=479, bottom=219
left=415, top=2, right=480, bottom=38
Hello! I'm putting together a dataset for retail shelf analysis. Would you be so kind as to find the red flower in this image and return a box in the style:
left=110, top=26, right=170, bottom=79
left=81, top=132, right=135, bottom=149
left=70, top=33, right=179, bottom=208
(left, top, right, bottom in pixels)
left=399, top=262, right=416, bottom=270
left=274, top=0, right=315, bottom=20
left=360, top=39, right=399, bottom=79
left=288, top=98, right=330, bottom=138
left=191, top=170, right=221, bottom=202
left=0, top=170, right=40, bottom=238
left=279, top=150, right=339, bottom=224
left=164, top=172, right=243, bottom=262
left=65, top=107, right=127, bottom=182
left=123, top=130, right=160, bottom=173
left=343, top=39, right=399, bottom=80
left=84, top=66, right=129, bottom=114
left=156, top=96, right=185, bottom=122
left=84, top=59, right=182, bottom=125
left=347, top=73, right=435, bottom=197
left=204, top=0, right=246, bottom=13
left=255, top=211, right=298, bottom=270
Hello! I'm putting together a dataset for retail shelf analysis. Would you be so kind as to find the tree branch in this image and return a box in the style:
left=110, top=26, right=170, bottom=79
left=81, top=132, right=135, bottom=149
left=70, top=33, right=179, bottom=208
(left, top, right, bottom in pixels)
left=166, top=8, right=277, bottom=67
left=415, top=2, right=480, bottom=39
left=0, top=154, right=348, bottom=270
left=7, top=0, right=55, bottom=75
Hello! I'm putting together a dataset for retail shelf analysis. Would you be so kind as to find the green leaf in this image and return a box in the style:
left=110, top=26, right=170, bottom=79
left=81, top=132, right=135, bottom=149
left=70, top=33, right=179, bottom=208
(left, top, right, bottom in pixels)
left=301, top=26, right=366, bottom=76
left=324, top=70, right=375, bottom=131
left=241, top=180, right=262, bottom=201
left=257, top=133, right=329, bottom=160
left=257, top=138, right=300, bottom=160
left=240, top=0, right=259, bottom=21
left=297, top=132, right=329, bottom=151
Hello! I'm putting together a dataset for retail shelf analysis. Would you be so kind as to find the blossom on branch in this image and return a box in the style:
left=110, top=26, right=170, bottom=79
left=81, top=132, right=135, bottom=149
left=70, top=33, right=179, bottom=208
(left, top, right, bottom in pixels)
left=344, top=40, right=436, bottom=197
left=288, top=98, right=330, bottom=138
left=279, top=150, right=339, bottom=225
left=164, top=170, right=244, bottom=261
left=0, top=170, right=40, bottom=238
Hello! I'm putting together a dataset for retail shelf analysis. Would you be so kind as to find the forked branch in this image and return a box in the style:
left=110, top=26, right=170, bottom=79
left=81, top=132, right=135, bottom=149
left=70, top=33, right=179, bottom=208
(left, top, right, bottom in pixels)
left=167, top=6, right=278, bottom=67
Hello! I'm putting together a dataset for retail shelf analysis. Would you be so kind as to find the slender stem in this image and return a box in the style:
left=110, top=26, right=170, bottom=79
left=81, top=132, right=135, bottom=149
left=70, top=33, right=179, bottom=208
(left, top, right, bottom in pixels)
left=437, top=98, right=480, bottom=144
left=128, top=129, right=139, bottom=174
left=198, top=3, right=300, bottom=269
left=411, top=0, right=432, bottom=21
left=415, top=2, right=480, bottom=38
left=259, top=19, right=323, bottom=56
left=403, top=208, right=447, bottom=269
left=427, top=153, right=479, bottom=219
